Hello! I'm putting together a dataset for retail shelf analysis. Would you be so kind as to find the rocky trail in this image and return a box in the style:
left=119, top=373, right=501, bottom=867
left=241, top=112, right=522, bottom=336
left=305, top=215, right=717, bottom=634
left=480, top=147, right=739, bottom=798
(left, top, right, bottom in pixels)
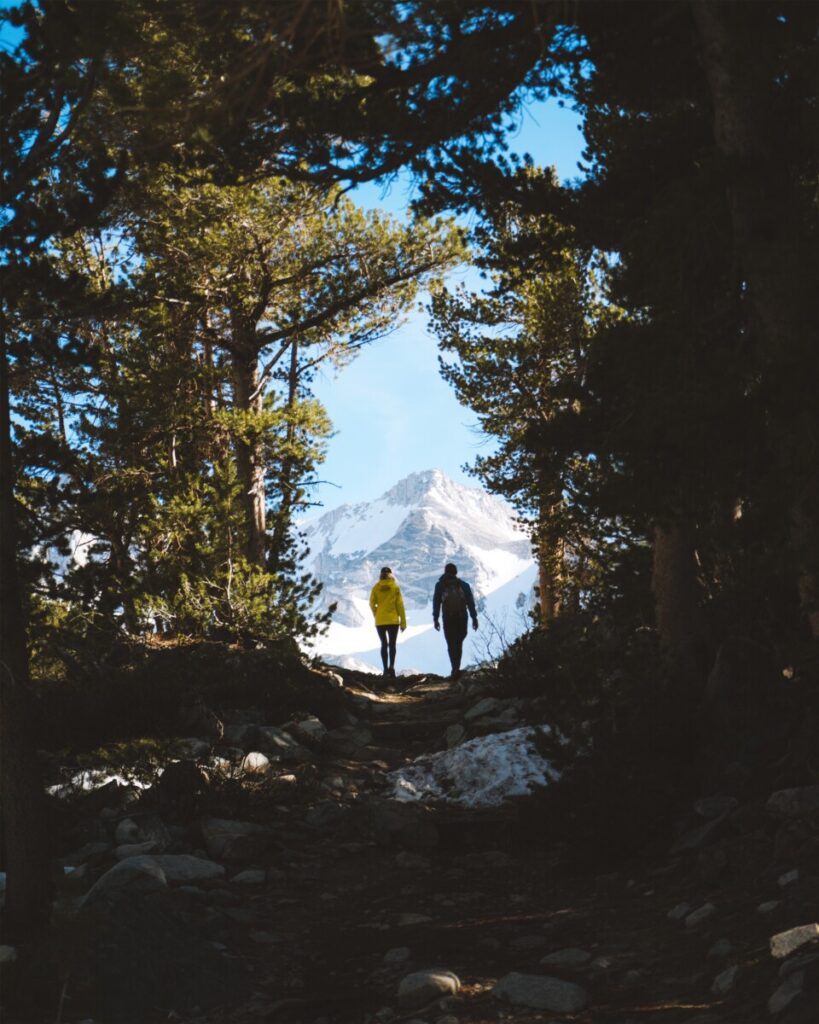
left=7, top=668, right=819, bottom=1023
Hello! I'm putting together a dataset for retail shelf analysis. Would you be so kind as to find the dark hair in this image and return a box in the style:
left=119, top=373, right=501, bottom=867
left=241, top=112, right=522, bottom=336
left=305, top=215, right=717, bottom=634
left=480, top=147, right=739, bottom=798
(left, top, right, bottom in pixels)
left=380, top=566, right=392, bottom=575
left=444, top=563, right=457, bottom=575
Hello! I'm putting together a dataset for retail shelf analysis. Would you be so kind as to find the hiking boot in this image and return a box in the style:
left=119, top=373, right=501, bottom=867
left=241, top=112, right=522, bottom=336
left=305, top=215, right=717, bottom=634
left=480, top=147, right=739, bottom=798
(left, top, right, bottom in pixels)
left=387, top=667, right=396, bottom=678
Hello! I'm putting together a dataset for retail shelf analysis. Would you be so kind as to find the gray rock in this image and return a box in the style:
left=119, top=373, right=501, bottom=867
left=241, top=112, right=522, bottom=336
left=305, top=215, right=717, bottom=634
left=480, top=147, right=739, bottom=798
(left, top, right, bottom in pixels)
left=670, top=817, right=727, bottom=855
left=770, top=924, right=819, bottom=959
left=445, top=724, right=465, bottom=748
left=115, top=840, right=159, bottom=860
left=778, top=868, right=799, bottom=887
left=493, top=972, right=589, bottom=1012
left=256, top=727, right=312, bottom=761
left=150, top=854, right=225, bottom=884
left=384, top=946, right=411, bottom=964
left=685, top=903, right=716, bottom=929
left=767, top=785, right=819, bottom=819
left=768, top=970, right=805, bottom=1014
left=464, top=697, right=502, bottom=722
left=289, top=716, right=327, bottom=744
left=397, top=969, right=460, bottom=1012
left=231, top=869, right=266, bottom=885
left=707, top=938, right=735, bottom=960
left=779, top=950, right=819, bottom=979
left=711, top=965, right=740, bottom=995
left=114, top=817, right=140, bottom=845
left=668, top=902, right=691, bottom=921
left=539, top=947, right=592, bottom=966
left=759, top=900, right=782, bottom=914
left=81, top=855, right=167, bottom=905
left=0, top=946, right=18, bottom=964
left=200, top=817, right=279, bottom=862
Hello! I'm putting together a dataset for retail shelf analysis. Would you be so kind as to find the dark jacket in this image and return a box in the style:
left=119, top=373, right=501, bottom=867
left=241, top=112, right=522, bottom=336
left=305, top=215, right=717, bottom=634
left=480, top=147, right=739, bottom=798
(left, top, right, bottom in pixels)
left=433, top=573, right=478, bottom=625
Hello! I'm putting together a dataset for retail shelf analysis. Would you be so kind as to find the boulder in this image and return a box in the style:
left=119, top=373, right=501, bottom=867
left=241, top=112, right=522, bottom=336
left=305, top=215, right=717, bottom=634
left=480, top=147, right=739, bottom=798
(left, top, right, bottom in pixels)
left=464, top=697, right=502, bottom=722
left=397, top=969, right=460, bottom=1012
left=81, top=855, right=168, bottom=905
left=770, top=924, right=819, bottom=959
left=150, top=854, right=224, bottom=884
left=493, top=972, right=589, bottom=1012
left=255, top=727, right=313, bottom=762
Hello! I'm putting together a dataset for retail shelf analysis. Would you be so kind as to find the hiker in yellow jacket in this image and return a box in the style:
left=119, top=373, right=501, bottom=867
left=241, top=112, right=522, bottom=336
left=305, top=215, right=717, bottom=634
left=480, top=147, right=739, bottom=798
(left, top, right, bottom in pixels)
left=369, top=566, right=407, bottom=678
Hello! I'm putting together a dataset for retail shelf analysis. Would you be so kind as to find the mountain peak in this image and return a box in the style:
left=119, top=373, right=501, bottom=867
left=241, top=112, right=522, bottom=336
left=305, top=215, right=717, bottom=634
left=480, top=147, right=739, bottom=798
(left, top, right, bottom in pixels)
left=381, top=468, right=449, bottom=506
left=300, top=470, right=532, bottom=628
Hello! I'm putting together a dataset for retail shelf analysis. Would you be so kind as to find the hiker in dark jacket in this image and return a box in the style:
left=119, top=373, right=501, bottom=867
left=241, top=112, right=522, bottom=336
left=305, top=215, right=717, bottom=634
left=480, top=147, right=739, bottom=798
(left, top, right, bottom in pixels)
left=432, top=562, right=478, bottom=680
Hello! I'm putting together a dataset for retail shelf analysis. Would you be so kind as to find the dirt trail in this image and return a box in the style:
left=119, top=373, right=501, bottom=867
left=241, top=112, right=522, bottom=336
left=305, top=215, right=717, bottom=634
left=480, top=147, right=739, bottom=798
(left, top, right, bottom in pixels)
left=178, top=672, right=775, bottom=1024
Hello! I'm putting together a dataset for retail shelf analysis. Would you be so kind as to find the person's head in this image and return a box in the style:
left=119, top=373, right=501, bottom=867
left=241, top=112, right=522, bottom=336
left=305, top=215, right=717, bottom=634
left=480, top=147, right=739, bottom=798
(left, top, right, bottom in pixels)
left=380, top=566, right=393, bottom=579
left=444, top=562, right=457, bottom=576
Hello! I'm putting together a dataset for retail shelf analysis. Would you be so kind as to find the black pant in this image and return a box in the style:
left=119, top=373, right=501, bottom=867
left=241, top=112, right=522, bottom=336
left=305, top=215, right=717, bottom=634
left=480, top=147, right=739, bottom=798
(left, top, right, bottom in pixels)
left=443, top=612, right=468, bottom=675
left=376, top=624, right=399, bottom=670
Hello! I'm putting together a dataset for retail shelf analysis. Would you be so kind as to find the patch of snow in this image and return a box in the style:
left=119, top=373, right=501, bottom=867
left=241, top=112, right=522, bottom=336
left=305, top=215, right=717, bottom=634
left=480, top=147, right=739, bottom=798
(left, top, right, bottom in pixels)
left=388, top=726, right=559, bottom=808
left=47, top=769, right=151, bottom=799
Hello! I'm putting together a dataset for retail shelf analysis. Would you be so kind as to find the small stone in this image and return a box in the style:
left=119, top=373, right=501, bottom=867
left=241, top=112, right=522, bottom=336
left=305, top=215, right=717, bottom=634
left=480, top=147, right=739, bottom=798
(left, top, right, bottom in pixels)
left=758, top=900, right=782, bottom=914
left=539, top=947, right=592, bottom=966
left=711, top=964, right=740, bottom=995
left=241, top=752, right=271, bottom=774
left=685, top=903, right=716, bottom=929
left=398, top=913, right=433, bottom=926
left=770, top=924, right=819, bottom=959
left=436, top=1016, right=459, bottom=1024
left=778, top=869, right=799, bottom=887
left=493, top=972, right=589, bottom=1012
left=383, top=947, right=411, bottom=964
left=768, top=970, right=805, bottom=1014
left=0, top=946, right=18, bottom=964
left=668, top=902, right=691, bottom=921
left=397, top=969, right=460, bottom=1012
left=707, top=938, right=735, bottom=960
left=231, top=869, right=266, bottom=885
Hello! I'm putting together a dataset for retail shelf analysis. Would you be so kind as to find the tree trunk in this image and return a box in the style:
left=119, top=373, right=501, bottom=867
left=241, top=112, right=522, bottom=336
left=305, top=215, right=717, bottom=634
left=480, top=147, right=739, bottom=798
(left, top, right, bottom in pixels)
left=652, top=521, right=704, bottom=682
left=269, top=338, right=301, bottom=569
left=0, top=318, right=53, bottom=940
left=231, top=350, right=267, bottom=568
left=538, top=554, right=558, bottom=624
left=692, top=0, right=819, bottom=637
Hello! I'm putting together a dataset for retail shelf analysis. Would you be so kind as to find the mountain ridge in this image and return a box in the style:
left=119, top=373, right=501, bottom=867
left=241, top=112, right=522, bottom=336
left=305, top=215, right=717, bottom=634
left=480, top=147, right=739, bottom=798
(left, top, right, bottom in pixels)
left=300, top=469, right=536, bottom=673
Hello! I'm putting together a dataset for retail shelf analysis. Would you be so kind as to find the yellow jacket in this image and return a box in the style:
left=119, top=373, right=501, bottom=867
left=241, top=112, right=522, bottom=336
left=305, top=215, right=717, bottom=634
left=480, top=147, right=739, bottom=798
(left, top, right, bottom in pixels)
left=369, top=576, right=407, bottom=629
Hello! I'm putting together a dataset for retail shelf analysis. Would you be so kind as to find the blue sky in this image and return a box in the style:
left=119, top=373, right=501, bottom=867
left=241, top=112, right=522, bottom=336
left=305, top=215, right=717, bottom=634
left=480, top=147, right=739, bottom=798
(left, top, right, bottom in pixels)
left=309, top=96, right=586, bottom=509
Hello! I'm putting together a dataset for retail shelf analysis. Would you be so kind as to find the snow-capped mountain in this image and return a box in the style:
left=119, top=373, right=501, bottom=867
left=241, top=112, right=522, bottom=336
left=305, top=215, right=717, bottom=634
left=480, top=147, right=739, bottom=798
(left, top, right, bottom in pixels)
left=300, top=469, right=537, bottom=675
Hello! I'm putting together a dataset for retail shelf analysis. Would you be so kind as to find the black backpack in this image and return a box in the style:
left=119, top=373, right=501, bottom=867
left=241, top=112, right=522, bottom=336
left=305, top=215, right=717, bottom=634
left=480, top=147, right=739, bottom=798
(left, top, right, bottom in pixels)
left=441, top=576, right=467, bottom=615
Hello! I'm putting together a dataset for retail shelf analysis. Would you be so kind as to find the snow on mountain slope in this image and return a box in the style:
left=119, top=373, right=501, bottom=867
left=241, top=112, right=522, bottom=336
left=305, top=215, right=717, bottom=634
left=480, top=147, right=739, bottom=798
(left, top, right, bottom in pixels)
left=300, top=469, right=537, bottom=675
